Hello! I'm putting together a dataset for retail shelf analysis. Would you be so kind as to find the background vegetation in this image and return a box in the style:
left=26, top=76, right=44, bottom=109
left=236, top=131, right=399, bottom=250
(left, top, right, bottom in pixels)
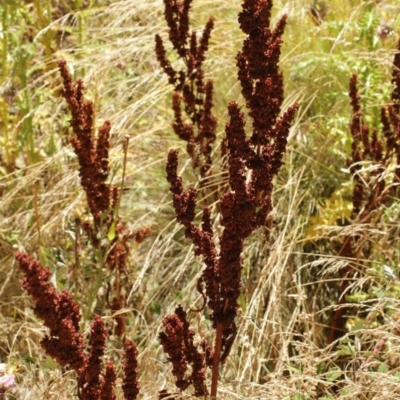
left=1, top=0, right=400, bottom=398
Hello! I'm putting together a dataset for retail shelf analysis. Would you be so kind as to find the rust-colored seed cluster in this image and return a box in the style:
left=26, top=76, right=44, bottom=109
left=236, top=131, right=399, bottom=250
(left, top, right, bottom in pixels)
left=58, top=59, right=151, bottom=261
left=58, top=60, right=151, bottom=337
left=348, top=74, right=385, bottom=216
left=15, top=252, right=140, bottom=400
left=17, top=252, right=86, bottom=371
left=327, top=39, right=400, bottom=344
left=348, top=39, right=400, bottom=220
left=159, top=306, right=208, bottom=396
left=122, top=340, right=141, bottom=400
left=155, top=0, right=217, bottom=179
left=15, top=61, right=146, bottom=398
left=58, top=59, right=114, bottom=225
left=162, top=0, right=298, bottom=396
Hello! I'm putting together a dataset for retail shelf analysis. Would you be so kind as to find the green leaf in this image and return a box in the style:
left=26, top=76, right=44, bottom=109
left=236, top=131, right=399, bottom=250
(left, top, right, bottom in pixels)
left=326, top=366, right=342, bottom=382
left=238, top=292, right=247, bottom=312
left=41, top=356, right=58, bottom=370
left=107, top=220, right=116, bottom=241
left=353, top=318, right=365, bottom=330
left=173, top=290, right=183, bottom=301
left=151, top=301, right=161, bottom=315
left=287, top=363, right=302, bottom=374
left=378, top=363, right=388, bottom=373
left=337, top=342, right=356, bottom=357
left=317, top=362, right=325, bottom=375
left=21, top=354, right=35, bottom=364
left=345, top=292, right=368, bottom=303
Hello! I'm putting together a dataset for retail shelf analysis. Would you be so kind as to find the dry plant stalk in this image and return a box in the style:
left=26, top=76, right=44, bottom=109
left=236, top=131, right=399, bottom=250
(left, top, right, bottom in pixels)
left=155, top=0, right=217, bottom=185
left=58, top=60, right=150, bottom=335
left=161, top=0, right=298, bottom=398
left=15, top=60, right=144, bottom=399
left=327, top=39, right=400, bottom=344
left=15, top=252, right=140, bottom=400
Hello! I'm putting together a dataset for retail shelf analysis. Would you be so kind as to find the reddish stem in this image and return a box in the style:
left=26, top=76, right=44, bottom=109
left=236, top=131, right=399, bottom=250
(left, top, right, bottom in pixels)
left=211, top=322, right=223, bottom=399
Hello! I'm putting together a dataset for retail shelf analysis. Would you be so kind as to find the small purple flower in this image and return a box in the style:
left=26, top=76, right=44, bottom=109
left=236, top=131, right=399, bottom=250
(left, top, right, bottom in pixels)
left=0, top=374, right=16, bottom=391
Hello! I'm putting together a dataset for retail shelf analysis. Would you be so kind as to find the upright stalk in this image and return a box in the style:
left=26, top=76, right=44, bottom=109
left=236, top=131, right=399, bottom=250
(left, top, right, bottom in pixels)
left=160, top=1, right=298, bottom=397
left=210, top=323, right=223, bottom=399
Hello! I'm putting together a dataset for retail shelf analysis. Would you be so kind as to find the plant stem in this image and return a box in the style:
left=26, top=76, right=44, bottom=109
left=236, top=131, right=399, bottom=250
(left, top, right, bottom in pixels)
left=1, top=104, right=11, bottom=168
left=33, top=180, right=42, bottom=256
left=210, top=322, right=223, bottom=399
left=115, top=135, right=129, bottom=218
left=1, top=1, right=9, bottom=80
left=73, top=217, right=81, bottom=300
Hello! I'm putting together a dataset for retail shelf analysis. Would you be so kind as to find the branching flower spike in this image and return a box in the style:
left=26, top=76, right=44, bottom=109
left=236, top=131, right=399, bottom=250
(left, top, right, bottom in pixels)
left=58, top=59, right=151, bottom=336
left=16, top=251, right=140, bottom=400
left=162, top=0, right=298, bottom=398
left=327, top=39, right=400, bottom=344
left=155, top=0, right=217, bottom=181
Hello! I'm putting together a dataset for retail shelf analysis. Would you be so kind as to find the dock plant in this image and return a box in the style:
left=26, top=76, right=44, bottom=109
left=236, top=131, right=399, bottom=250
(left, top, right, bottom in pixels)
left=8, top=0, right=400, bottom=399
left=160, top=0, right=298, bottom=397
left=14, top=0, right=297, bottom=398
left=327, top=38, right=400, bottom=344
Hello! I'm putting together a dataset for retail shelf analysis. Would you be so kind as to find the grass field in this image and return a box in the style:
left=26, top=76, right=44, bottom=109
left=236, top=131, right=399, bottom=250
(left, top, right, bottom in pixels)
left=1, top=0, right=400, bottom=399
